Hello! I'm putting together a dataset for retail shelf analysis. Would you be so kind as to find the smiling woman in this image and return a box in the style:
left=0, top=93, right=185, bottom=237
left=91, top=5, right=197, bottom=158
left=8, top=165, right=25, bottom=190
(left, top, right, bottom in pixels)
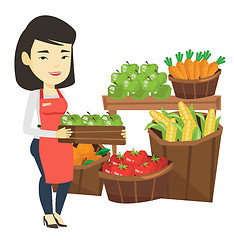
left=15, top=16, right=76, bottom=90
left=14, top=15, right=76, bottom=228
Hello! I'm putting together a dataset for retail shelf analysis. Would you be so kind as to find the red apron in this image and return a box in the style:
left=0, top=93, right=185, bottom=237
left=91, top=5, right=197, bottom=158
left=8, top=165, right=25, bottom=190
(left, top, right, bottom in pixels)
left=39, top=89, right=73, bottom=184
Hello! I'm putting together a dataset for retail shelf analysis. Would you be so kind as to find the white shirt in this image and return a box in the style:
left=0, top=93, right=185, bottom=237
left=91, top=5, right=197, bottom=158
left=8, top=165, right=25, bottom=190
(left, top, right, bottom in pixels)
left=23, top=89, right=65, bottom=139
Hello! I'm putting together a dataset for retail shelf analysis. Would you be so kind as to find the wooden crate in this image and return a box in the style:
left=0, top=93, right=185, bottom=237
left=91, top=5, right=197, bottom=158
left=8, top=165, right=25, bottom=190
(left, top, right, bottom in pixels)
left=58, top=125, right=126, bottom=145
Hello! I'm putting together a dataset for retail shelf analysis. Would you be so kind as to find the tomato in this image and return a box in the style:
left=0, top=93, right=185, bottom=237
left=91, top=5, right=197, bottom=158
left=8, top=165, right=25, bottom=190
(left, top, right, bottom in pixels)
left=159, top=156, right=168, bottom=168
left=147, top=155, right=163, bottom=172
left=124, top=148, right=148, bottom=166
left=134, top=162, right=155, bottom=175
left=110, top=152, right=124, bottom=166
left=102, top=162, right=112, bottom=174
left=111, top=162, right=135, bottom=176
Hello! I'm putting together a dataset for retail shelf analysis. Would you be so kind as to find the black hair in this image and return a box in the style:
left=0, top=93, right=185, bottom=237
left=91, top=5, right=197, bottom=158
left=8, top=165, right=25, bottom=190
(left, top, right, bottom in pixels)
left=15, top=15, right=76, bottom=90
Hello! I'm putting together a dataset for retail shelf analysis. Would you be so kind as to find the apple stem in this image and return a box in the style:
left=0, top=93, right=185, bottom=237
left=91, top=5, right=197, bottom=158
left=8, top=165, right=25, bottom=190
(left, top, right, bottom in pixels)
left=128, top=76, right=131, bottom=81
left=87, top=111, right=96, bottom=121
left=147, top=76, right=151, bottom=81
left=126, top=61, right=130, bottom=65
left=107, top=111, right=114, bottom=121
left=154, top=69, right=158, bottom=73
left=145, top=61, right=149, bottom=65
left=116, top=70, right=120, bottom=73
left=66, top=111, right=75, bottom=121
left=135, top=70, right=138, bottom=73
left=113, top=81, right=118, bottom=86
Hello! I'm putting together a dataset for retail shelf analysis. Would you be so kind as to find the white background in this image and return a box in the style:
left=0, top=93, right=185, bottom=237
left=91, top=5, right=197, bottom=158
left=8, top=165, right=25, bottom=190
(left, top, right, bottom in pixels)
left=1, top=0, right=233, bottom=238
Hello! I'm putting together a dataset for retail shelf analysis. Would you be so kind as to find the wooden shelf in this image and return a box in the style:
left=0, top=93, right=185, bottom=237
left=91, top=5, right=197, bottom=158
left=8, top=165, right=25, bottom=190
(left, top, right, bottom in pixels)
left=102, top=95, right=221, bottom=111
left=102, top=95, right=221, bottom=155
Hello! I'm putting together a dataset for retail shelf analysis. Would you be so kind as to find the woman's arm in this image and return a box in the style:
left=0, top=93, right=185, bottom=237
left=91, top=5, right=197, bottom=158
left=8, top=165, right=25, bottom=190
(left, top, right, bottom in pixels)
left=23, top=90, right=57, bottom=138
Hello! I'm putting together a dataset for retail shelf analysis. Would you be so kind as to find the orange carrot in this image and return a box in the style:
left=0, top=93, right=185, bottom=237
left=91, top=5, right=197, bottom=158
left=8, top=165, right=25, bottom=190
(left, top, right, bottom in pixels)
left=206, top=56, right=225, bottom=77
left=184, top=49, right=194, bottom=80
left=164, top=57, right=183, bottom=79
left=193, top=52, right=203, bottom=80
left=200, top=50, right=211, bottom=78
left=175, top=52, right=187, bottom=79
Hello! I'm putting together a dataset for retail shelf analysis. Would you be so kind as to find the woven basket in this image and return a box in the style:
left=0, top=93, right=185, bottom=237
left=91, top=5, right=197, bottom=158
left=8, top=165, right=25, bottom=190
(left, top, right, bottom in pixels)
left=169, top=69, right=221, bottom=99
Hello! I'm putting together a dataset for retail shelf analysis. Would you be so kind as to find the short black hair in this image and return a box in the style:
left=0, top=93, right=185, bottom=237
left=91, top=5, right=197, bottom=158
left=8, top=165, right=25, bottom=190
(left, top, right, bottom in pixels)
left=15, top=15, right=76, bottom=90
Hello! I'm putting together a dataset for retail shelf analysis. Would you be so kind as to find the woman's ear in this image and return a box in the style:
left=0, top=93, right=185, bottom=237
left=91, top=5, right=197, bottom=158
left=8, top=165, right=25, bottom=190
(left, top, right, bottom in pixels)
left=21, top=51, right=30, bottom=66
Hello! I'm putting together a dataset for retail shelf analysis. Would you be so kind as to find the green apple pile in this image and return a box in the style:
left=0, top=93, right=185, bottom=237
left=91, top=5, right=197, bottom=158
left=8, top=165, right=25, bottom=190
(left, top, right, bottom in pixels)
left=60, top=113, right=123, bottom=126
left=108, top=61, right=172, bottom=100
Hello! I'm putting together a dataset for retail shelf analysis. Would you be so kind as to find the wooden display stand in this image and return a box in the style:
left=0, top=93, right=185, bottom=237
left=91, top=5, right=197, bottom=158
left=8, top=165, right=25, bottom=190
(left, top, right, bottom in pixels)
left=102, top=95, right=221, bottom=155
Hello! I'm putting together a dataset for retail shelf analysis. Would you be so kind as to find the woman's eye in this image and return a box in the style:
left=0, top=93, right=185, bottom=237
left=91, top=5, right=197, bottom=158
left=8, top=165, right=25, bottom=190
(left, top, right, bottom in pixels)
left=61, top=56, right=69, bottom=60
left=39, top=56, right=48, bottom=60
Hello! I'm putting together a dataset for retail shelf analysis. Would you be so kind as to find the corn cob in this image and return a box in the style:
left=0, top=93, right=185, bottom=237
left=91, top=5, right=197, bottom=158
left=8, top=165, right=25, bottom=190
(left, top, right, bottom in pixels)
left=204, top=109, right=216, bottom=136
left=178, top=101, right=197, bottom=128
left=165, top=118, right=177, bottom=142
left=149, top=110, right=170, bottom=127
left=182, top=119, right=195, bottom=141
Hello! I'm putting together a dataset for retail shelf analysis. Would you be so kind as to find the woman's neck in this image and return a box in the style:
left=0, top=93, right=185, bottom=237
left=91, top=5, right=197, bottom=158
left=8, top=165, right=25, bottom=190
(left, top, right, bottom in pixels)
left=43, top=83, right=57, bottom=95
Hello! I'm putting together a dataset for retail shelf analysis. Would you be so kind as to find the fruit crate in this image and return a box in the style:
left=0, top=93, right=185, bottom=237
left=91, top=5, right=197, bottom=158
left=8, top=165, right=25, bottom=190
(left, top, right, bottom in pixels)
left=58, top=125, right=126, bottom=145
left=148, top=113, right=223, bottom=202
left=53, top=144, right=110, bottom=196
left=98, top=160, right=173, bottom=203
left=169, top=69, right=221, bottom=99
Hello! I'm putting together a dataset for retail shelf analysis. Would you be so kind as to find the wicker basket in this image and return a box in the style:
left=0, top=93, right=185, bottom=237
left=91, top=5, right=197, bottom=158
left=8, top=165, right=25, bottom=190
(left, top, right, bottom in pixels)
left=169, top=69, right=221, bottom=99
left=98, top=160, right=173, bottom=203
left=148, top=113, right=223, bottom=202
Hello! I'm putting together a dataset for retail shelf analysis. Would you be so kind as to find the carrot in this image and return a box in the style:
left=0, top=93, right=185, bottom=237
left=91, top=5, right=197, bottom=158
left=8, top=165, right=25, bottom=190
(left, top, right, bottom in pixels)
left=206, top=56, right=225, bottom=77
left=184, top=49, right=194, bottom=80
left=164, top=57, right=183, bottom=79
left=193, top=51, right=203, bottom=80
left=200, top=50, right=211, bottom=78
left=175, top=52, right=187, bottom=79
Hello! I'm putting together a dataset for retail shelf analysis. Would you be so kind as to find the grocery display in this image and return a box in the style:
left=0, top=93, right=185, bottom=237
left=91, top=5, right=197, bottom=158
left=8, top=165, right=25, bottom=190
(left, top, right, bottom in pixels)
left=108, top=61, right=172, bottom=101
left=145, top=101, right=221, bottom=142
left=165, top=50, right=225, bottom=80
left=73, top=143, right=109, bottom=166
left=165, top=50, right=225, bottom=99
left=60, top=111, right=123, bottom=126
left=101, top=148, right=169, bottom=176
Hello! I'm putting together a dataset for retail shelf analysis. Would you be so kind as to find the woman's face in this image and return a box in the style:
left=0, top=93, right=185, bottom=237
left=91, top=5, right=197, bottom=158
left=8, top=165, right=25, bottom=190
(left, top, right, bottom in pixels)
left=22, top=39, right=72, bottom=86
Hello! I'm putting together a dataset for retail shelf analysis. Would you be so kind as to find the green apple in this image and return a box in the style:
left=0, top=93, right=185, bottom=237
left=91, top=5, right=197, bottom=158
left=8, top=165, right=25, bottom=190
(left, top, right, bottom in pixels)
left=140, top=62, right=158, bottom=75
left=129, top=87, right=149, bottom=100
left=92, top=114, right=102, bottom=121
left=121, top=61, right=139, bottom=75
left=142, top=77, right=160, bottom=92
left=123, top=77, right=141, bottom=92
left=154, top=72, right=167, bottom=85
left=81, top=115, right=91, bottom=124
left=111, top=70, right=128, bottom=85
left=108, top=84, right=128, bottom=100
left=151, top=84, right=171, bottom=100
left=60, top=115, right=69, bottom=125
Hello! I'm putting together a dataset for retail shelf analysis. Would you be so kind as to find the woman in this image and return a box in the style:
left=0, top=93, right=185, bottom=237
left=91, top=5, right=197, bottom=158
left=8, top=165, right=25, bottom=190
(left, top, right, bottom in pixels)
left=15, top=15, right=76, bottom=228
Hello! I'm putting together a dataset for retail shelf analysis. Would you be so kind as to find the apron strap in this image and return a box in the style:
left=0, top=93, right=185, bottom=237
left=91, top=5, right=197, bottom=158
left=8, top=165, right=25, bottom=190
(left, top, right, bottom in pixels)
left=40, top=89, right=43, bottom=100
left=56, top=89, right=64, bottom=98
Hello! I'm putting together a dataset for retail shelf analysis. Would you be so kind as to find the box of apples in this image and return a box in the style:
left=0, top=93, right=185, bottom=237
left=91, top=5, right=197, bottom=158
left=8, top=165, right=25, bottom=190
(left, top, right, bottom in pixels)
left=98, top=149, right=173, bottom=203
left=108, top=61, right=172, bottom=100
left=58, top=111, right=126, bottom=145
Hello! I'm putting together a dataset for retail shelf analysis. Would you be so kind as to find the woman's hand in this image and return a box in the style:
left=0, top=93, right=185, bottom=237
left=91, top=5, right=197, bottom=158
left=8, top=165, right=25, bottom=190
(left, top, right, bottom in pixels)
left=56, top=127, right=73, bottom=138
left=121, top=129, right=127, bottom=139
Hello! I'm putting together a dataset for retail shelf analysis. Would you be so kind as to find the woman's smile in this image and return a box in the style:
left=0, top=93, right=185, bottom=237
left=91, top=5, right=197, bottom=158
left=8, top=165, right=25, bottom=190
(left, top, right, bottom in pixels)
left=49, top=71, right=62, bottom=76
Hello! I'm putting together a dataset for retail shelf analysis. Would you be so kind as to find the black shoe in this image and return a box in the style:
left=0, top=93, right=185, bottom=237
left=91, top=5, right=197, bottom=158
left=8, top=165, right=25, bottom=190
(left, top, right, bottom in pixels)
left=53, top=214, right=67, bottom=227
left=43, top=216, right=58, bottom=228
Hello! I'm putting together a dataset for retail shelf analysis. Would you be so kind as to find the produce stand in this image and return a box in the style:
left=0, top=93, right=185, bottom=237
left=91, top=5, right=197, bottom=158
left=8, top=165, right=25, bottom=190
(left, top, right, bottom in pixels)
left=102, top=95, right=221, bottom=154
